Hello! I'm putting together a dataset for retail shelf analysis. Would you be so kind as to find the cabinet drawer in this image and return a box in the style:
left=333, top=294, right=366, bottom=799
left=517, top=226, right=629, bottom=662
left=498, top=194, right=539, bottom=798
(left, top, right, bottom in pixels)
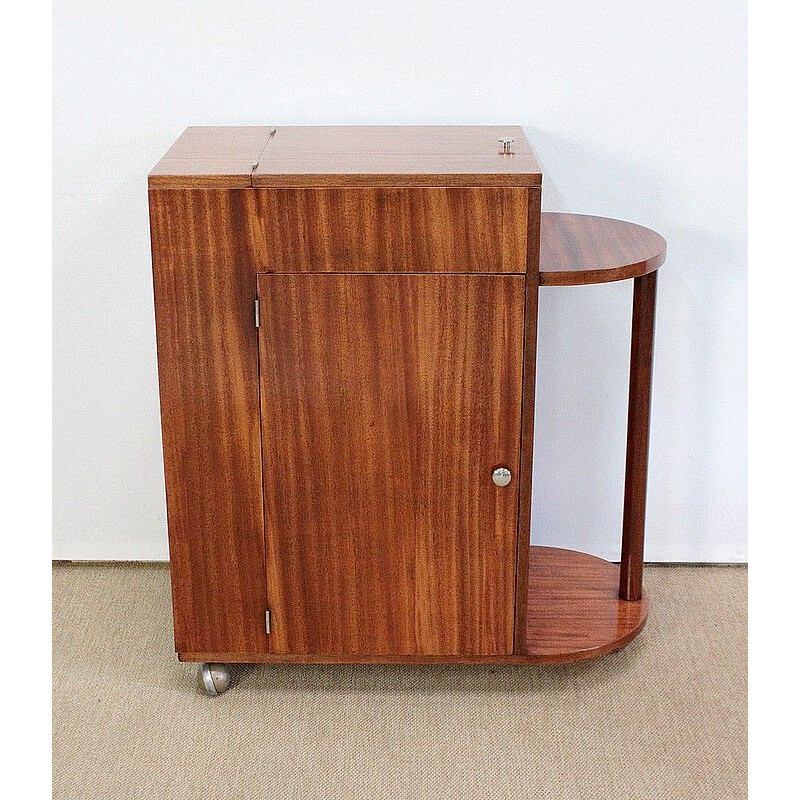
left=252, top=187, right=528, bottom=273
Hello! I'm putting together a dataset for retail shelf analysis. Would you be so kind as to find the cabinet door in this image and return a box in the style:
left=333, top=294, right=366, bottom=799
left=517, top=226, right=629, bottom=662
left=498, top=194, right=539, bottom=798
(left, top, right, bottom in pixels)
left=257, top=274, right=525, bottom=656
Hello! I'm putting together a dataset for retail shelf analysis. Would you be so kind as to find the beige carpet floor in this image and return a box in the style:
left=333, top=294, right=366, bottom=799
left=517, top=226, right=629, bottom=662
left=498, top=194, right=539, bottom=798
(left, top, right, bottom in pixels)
left=53, top=563, right=746, bottom=800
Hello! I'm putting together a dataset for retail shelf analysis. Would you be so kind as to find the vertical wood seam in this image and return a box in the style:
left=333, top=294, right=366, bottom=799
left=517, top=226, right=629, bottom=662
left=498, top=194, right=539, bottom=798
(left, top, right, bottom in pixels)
left=254, top=281, right=271, bottom=648
left=512, top=188, right=541, bottom=654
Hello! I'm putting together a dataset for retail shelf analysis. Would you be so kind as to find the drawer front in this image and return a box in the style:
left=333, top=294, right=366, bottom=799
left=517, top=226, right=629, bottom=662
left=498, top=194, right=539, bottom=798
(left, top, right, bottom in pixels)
left=252, top=187, right=528, bottom=273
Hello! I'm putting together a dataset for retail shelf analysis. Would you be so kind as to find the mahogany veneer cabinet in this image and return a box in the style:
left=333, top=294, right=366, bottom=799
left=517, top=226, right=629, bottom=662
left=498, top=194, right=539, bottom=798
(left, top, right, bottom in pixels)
left=148, top=126, right=666, bottom=695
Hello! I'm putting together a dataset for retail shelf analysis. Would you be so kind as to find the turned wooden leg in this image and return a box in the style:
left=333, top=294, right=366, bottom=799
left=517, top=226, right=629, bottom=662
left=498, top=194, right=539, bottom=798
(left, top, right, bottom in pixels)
left=619, top=270, right=658, bottom=601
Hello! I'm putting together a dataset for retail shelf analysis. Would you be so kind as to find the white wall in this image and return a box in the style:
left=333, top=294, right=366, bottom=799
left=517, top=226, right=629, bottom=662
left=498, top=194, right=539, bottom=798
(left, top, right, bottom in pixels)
left=53, top=1, right=747, bottom=562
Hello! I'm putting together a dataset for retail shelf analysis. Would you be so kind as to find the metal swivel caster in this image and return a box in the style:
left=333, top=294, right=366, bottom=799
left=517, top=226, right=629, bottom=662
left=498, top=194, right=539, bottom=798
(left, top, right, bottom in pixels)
left=197, top=663, right=232, bottom=696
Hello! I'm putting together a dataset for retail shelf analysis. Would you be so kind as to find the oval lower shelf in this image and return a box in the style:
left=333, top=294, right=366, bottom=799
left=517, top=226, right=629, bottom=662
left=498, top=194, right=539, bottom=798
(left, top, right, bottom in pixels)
left=539, top=212, right=666, bottom=286
left=525, top=545, right=648, bottom=663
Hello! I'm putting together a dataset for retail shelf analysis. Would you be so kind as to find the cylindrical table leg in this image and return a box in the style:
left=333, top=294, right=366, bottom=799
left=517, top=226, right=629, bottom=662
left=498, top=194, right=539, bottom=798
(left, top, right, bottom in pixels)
left=619, top=270, right=658, bottom=601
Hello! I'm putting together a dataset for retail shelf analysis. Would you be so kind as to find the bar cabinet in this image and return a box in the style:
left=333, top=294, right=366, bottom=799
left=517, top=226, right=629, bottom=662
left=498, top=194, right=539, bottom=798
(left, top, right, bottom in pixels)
left=148, top=126, right=666, bottom=694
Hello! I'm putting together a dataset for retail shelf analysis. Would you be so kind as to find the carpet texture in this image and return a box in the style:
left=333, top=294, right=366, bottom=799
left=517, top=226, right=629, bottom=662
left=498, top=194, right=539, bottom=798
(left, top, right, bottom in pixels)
left=53, top=563, right=746, bottom=799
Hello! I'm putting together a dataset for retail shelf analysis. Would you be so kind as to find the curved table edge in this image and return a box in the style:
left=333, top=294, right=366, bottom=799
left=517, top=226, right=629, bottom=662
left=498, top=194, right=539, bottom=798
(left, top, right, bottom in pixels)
left=538, top=211, right=667, bottom=286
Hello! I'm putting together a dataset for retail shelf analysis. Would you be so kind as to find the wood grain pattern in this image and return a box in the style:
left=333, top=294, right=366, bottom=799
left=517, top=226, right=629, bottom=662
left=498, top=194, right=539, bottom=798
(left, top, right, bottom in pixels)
left=149, top=127, right=275, bottom=188
left=149, top=126, right=541, bottom=188
left=148, top=162, right=256, bottom=188
left=179, top=546, right=648, bottom=664
left=539, top=213, right=666, bottom=286
left=525, top=547, right=648, bottom=662
left=620, top=271, right=658, bottom=600
left=149, top=188, right=267, bottom=655
left=252, top=126, right=541, bottom=187
left=263, top=125, right=536, bottom=155
left=250, top=188, right=528, bottom=274
left=513, top=188, right=542, bottom=653
left=257, top=273, right=526, bottom=656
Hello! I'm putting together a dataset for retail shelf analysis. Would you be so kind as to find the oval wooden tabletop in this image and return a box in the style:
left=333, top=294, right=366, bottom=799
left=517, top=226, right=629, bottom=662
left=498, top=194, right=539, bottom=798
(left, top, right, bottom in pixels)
left=539, top=212, right=666, bottom=286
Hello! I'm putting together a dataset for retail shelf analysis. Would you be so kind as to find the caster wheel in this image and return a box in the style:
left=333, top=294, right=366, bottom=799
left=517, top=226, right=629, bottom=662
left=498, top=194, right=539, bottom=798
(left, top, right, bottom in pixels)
left=197, top=663, right=232, bottom=696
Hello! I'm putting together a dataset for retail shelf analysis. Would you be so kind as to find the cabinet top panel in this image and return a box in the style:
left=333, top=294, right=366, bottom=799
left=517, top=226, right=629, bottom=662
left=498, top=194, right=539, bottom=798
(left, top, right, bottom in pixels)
left=149, top=126, right=541, bottom=188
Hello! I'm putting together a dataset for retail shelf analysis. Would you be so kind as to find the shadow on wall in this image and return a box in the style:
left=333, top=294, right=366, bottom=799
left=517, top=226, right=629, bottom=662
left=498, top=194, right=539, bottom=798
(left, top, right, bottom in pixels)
left=527, top=128, right=747, bottom=562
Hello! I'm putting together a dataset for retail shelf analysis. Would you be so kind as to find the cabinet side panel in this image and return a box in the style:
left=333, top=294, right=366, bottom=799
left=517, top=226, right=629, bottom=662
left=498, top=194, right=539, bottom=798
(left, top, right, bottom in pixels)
left=148, top=188, right=267, bottom=655
left=514, top=188, right=542, bottom=654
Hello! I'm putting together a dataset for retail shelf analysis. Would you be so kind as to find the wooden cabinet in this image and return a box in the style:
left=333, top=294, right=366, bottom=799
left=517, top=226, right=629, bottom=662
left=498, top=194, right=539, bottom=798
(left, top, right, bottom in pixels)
left=149, top=127, right=665, bottom=690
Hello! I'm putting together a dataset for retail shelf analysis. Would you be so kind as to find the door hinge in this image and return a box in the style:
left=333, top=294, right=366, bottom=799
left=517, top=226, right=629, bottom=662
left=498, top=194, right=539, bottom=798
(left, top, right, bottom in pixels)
left=254, top=298, right=260, bottom=328
left=265, top=609, right=271, bottom=635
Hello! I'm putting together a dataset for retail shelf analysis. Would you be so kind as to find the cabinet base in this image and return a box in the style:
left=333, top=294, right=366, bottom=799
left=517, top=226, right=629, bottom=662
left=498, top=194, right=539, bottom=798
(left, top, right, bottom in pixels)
left=179, top=546, right=648, bottom=666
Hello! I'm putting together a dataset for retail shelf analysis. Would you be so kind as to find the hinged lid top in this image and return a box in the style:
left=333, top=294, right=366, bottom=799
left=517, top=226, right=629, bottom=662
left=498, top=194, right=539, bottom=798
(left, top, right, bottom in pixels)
left=148, top=126, right=275, bottom=187
left=149, top=126, right=541, bottom=188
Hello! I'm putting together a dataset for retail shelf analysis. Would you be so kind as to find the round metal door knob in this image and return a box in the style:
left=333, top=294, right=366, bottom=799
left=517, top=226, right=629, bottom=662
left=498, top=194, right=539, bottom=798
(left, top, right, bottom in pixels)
left=492, top=467, right=512, bottom=487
